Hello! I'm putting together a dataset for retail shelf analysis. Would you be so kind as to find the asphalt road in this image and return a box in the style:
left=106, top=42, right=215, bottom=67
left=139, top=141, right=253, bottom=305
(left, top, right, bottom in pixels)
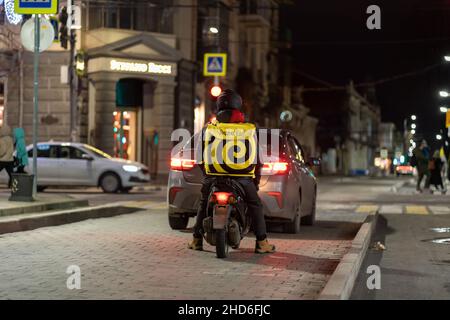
left=351, top=179, right=450, bottom=300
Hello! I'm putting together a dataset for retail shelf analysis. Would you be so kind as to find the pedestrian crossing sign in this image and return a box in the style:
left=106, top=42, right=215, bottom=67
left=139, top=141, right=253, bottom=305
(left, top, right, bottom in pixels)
left=14, top=0, right=59, bottom=14
left=203, top=53, right=227, bottom=76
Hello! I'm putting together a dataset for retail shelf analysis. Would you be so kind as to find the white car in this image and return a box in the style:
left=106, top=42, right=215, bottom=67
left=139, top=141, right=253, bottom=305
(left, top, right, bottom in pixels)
left=0, top=142, right=150, bottom=193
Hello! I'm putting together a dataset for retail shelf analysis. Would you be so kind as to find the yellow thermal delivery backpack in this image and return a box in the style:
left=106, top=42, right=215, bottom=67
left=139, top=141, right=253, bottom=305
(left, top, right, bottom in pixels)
left=203, top=122, right=257, bottom=177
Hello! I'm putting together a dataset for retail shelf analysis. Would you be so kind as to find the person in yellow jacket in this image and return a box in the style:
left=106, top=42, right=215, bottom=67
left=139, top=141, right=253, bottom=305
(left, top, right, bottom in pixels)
left=188, top=89, right=275, bottom=254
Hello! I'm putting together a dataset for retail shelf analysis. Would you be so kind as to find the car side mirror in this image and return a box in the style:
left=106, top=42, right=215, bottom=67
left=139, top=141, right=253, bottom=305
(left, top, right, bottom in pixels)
left=82, top=154, right=94, bottom=161
left=308, top=157, right=321, bottom=167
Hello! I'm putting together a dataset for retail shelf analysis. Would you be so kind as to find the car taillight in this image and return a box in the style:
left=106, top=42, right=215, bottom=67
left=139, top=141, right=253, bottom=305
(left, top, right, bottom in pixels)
left=210, top=192, right=235, bottom=205
left=262, top=162, right=289, bottom=175
left=170, top=158, right=196, bottom=171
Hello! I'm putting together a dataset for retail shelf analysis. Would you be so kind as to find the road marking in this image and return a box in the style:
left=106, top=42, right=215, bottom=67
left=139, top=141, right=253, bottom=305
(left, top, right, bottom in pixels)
left=355, top=205, right=379, bottom=213
left=428, top=206, right=450, bottom=215
left=317, top=203, right=356, bottom=211
left=379, top=205, right=403, bottom=214
left=405, top=205, right=429, bottom=215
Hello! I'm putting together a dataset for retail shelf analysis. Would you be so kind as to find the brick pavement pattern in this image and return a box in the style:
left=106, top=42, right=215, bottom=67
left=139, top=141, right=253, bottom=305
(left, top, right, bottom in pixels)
left=0, top=209, right=357, bottom=300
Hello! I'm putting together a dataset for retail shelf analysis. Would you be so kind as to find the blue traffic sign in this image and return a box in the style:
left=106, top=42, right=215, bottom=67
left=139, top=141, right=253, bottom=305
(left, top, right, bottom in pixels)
left=203, top=53, right=227, bottom=76
left=15, top=0, right=58, bottom=14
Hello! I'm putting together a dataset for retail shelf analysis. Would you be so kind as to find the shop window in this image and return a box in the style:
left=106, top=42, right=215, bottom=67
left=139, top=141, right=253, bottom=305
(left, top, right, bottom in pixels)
left=113, top=111, right=137, bottom=161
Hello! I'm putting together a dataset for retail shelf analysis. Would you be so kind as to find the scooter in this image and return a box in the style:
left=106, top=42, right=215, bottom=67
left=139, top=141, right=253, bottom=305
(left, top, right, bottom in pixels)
left=201, top=178, right=251, bottom=258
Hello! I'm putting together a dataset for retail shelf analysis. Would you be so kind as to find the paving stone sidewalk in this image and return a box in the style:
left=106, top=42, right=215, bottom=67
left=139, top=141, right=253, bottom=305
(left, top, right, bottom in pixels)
left=0, top=209, right=358, bottom=300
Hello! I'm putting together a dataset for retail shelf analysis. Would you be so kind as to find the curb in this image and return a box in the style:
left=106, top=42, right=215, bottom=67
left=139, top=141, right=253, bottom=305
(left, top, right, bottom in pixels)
left=318, top=212, right=379, bottom=300
left=0, top=203, right=144, bottom=235
left=0, top=199, right=89, bottom=217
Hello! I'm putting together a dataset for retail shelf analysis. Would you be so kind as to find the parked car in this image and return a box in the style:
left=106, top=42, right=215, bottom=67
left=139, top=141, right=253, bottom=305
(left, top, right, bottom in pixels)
left=396, top=165, right=415, bottom=176
left=0, top=142, right=150, bottom=193
left=167, top=130, right=319, bottom=233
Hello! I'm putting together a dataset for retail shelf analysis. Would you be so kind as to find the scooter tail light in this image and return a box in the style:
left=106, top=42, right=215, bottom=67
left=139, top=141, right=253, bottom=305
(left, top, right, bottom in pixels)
left=211, top=192, right=233, bottom=205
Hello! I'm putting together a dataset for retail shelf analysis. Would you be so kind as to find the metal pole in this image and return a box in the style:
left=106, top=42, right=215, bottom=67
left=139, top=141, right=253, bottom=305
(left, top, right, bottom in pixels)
left=69, top=28, right=76, bottom=141
left=119, top=110, right=124, bottom=158
left=32, top=15, right=41, bottom=198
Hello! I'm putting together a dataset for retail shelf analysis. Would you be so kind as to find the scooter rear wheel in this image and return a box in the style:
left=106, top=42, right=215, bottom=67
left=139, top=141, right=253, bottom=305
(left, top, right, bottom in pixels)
left=215, top=229, right=228, bottom=258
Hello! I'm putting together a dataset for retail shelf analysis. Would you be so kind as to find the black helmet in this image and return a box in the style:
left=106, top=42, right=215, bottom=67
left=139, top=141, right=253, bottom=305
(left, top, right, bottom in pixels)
left=216, top=89, right=242, bottom=111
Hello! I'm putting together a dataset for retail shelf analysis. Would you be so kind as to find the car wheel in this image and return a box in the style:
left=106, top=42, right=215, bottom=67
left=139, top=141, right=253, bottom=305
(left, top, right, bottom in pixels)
left=100, top=173, right=121, bottom=193
left=284, top=196, right=301, bottom=234
left=168, top=215, right=189, bottom=230
left=37, top=186, right=47, bottom=192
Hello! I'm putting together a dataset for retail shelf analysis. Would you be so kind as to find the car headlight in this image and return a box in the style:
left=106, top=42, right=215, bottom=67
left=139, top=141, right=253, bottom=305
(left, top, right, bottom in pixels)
left=122, top=165, right=140, bottom=173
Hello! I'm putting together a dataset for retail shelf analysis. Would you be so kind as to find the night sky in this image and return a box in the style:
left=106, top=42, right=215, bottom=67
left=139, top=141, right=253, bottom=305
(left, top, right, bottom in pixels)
left=282, top=0, right=450, bottom=150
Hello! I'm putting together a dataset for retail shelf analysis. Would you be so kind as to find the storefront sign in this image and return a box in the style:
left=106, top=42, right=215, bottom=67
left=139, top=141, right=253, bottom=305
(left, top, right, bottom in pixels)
left=88, top=57, right=176, bottom=76
left=110, top=59, right=172, bottom=75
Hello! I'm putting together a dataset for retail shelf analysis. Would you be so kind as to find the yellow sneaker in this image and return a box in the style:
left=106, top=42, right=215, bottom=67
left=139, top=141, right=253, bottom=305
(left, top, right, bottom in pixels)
left=255, top=239, right=276, bottom=254
left=188, top=236, right=203, bottom=251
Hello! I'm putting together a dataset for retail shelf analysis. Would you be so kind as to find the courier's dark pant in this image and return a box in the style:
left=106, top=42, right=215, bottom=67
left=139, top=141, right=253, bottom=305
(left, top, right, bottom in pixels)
left=0, top=161, right=14, bottom=188
left=193, top=176, right=267, bottom=241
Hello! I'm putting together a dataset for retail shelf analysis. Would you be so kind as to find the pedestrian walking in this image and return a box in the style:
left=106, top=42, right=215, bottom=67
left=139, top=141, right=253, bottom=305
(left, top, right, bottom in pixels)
left=429, top=150, right=446, bottom=194
left=0, top=125, right=15, bottom=188
left=13, top=127, right=29, bottom=173
left=412, top=140, right=430, bottom=193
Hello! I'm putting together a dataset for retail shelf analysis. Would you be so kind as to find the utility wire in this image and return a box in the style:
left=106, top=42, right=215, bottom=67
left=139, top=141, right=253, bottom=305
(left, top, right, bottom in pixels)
left=300, top=62, right=444, bottom=92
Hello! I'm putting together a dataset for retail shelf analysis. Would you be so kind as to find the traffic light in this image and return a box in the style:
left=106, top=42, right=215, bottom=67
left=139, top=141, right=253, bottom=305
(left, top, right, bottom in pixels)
left=59, top=6, right=68, bottom=49
left=210, top=85, right=222, bottom=98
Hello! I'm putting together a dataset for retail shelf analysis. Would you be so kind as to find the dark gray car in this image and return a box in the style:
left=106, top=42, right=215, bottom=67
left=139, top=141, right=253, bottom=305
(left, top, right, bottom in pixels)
left=167, top=130, right=318, bottom=233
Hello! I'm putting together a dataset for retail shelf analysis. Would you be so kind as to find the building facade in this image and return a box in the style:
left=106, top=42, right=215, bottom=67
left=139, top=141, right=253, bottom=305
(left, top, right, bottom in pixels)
left=0, top=0, right=288, bottom=179
left=301, top=81, right=381, bottom=176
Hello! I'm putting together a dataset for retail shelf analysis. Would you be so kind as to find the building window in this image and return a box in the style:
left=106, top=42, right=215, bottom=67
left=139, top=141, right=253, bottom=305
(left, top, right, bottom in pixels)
left=104, top=7, right=119, bottom=28
left=239, top=0, right=273, bottom=21
left=86, top=0, right=173, bottom=34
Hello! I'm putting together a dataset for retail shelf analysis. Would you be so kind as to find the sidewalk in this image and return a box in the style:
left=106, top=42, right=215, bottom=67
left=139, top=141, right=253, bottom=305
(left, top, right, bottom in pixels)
left=0, top=188, right=149, bottom=235
left=0, top=189, right=88, bottom=217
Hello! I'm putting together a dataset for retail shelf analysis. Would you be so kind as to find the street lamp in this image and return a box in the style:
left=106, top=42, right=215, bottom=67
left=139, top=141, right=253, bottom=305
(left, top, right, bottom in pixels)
left=439, top=90, right=449, bottom=97
left=411, top=123, right=417, bottom=129
left=411, top=129, right=416, bottom=134
left=440, top=106, right=448, bottom=113
left=444, top=56, right=450, bottom=62
left=411, top=115, right=417, bottom=120
left=209, top=27, right=219, bottom=34
left=436, top=134, right=443, bottom=140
